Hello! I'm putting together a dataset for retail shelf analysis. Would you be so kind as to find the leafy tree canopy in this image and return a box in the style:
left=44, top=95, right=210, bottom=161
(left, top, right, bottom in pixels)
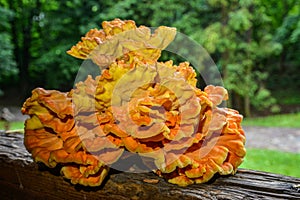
left=0, top=0, right=299, bottom=115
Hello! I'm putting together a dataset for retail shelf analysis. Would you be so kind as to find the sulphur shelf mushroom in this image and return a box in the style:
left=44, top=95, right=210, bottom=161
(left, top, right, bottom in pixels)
left=22, top=18, right=246, bottom=187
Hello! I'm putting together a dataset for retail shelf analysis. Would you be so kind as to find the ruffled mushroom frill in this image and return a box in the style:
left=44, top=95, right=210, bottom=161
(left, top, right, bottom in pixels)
left=22, top=18, right=246, bottom=187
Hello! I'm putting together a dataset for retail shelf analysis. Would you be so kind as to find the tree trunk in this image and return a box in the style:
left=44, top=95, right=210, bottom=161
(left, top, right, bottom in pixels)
left=244, top=95, right=251, bottom=117
left=9, top=0, right=33, bottom=97
left=1, top=132, right=299, bottom=200
left=243, top=4, right=254, bottom=117
left=21, top=3, right=34, bottom=96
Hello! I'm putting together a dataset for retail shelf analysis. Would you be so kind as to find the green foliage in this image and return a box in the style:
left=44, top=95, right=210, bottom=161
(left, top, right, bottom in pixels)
left=240, top=148, right=300, bottom=178
left=28, top=0, right=87, bottom=89
left=273, top=89, right=300, bottom=105
left=0, top=0, right=298, bottom=115
left=250, top=87, right=277, bottom=111
left=30, top=45, right=81, bottom=89
left=198, top=0, right=284, bottom=116
left=0, top=6, right=17, bottom=95
left=264, top=0, right=300, bottom=91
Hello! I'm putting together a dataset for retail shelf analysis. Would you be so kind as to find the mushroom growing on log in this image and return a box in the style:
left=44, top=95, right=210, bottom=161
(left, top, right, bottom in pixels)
left=22, top=19, right=246, bottom=187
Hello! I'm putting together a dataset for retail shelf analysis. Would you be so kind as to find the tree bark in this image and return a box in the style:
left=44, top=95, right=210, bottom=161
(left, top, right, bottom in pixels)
left=9, top=0, right=33, bottom=97
left=220, top=3, right=232, bottom=108
left=0, top=132, right=299, bottom=200
left=243, top=4, right=254, bottom=117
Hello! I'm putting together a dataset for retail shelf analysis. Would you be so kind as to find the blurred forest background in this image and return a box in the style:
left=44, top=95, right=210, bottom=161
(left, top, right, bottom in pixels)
left=0, top=0, right=299, bottom=117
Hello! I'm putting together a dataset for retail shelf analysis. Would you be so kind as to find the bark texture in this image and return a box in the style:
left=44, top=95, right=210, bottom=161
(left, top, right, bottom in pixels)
left=0, top=132, right=299, bottom=200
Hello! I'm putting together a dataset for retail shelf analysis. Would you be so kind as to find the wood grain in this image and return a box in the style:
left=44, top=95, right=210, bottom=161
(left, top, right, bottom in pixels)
left=0, top=132, right=299, bottom=200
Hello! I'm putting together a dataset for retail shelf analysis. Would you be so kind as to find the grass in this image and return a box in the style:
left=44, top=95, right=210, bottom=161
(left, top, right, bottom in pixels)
left=240, top=148, right=300, bottom=178
left=0, top=121, right=24, bottom=130
left=242, top=112, right=300, bottom=128
left=242, top=113, right=300, bottom=177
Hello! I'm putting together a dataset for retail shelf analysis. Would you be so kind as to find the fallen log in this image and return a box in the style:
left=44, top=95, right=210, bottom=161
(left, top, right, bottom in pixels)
left=0, top=132, right=299, bottom=200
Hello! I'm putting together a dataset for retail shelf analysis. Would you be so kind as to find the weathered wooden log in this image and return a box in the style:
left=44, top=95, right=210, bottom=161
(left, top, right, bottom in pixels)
left=0, top=132, right=299, bottom=200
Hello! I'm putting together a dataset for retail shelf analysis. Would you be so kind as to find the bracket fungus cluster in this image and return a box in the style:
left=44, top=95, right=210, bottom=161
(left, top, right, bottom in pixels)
left=22, top=19, right=246, bottom=187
